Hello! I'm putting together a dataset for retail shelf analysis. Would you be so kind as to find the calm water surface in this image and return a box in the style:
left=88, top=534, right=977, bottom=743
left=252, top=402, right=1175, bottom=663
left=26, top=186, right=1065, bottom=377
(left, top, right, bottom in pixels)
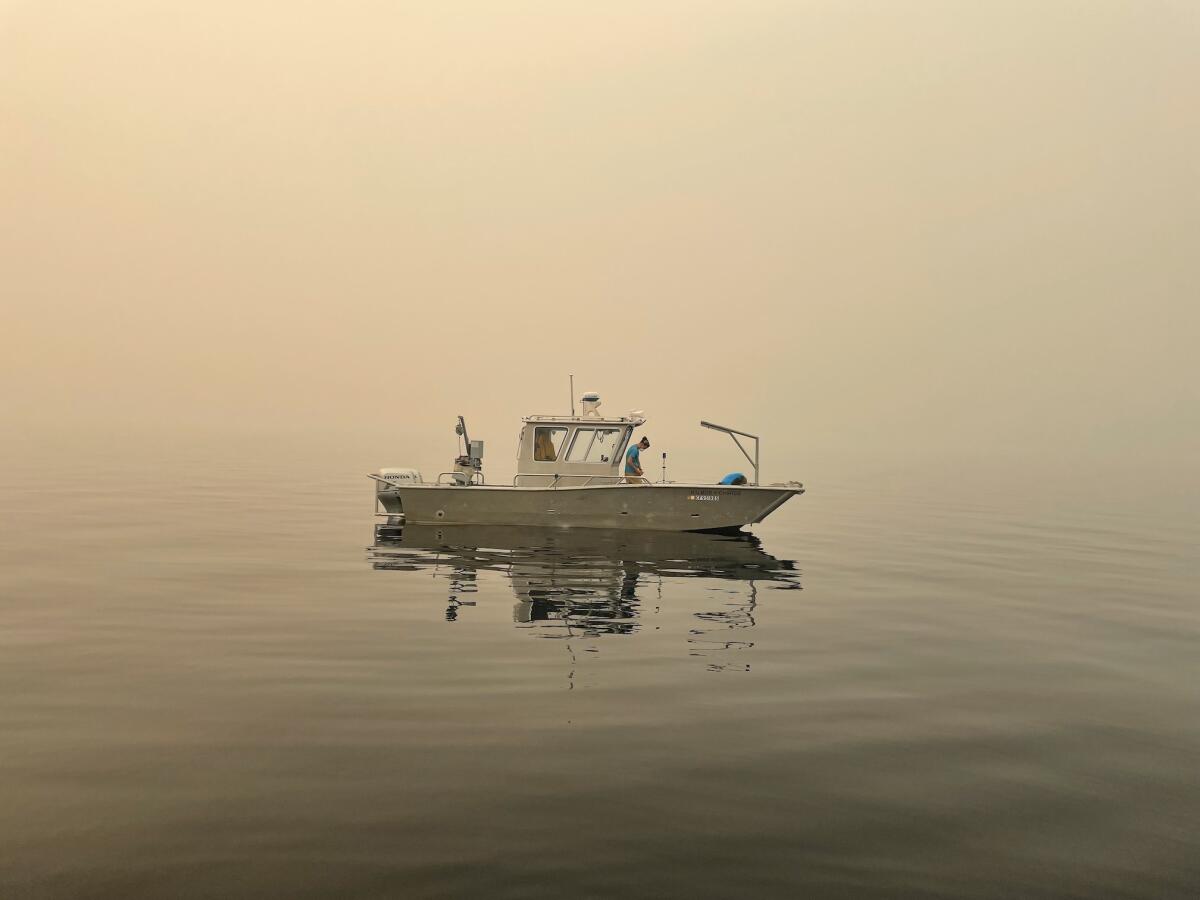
left=2, top=441, right=1198, bottom=898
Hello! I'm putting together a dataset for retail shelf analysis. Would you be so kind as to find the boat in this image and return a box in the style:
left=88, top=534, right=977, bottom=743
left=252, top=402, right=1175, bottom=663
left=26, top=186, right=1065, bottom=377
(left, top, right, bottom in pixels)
left=369, top=391, right=803, bottom=533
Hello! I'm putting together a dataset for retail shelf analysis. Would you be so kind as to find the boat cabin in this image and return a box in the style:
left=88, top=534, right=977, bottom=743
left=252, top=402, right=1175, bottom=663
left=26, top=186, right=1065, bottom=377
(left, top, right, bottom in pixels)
left=515, top=395, right=646, bottom=486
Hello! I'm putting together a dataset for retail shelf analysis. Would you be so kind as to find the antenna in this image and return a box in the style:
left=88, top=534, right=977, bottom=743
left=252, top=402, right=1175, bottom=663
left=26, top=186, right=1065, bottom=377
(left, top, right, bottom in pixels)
left=569, top=373, right=575, bottom=416
left=661, top=451, right=667, bottom=484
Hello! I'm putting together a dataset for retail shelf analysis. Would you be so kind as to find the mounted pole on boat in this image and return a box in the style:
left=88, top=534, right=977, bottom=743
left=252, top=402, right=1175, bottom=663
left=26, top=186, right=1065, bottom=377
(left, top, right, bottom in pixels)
left=661, top=452, right=667, bottom=484
left=455, top=415, right=470, bottom=454
left=700, top=421, right=761, bottom=485
left=569, top=374, right=575, bottom=416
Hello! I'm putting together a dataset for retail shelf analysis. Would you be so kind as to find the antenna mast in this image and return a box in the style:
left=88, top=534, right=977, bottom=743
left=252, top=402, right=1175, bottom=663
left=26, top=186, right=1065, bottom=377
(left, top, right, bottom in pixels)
left=569, top=373, right=575, bottom=416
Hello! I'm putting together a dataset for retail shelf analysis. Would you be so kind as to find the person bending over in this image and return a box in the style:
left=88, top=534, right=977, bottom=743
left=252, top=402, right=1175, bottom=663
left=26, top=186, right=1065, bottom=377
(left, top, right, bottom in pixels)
left=624, top=436, right=651, bottom=484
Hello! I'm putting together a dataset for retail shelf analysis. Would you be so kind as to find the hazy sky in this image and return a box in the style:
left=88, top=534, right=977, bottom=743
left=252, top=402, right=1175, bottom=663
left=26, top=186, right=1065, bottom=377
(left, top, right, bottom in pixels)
left=3, top=1, right=1197, bottom=480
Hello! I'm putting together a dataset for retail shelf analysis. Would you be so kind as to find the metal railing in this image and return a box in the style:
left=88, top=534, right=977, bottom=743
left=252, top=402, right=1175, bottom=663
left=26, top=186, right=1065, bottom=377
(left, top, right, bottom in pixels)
left=512, top=472, right=646, bottom=488
left=700, top=420, right=760, bottom=485
left=521, top=414, right=646, bottom=425
left=437, top=471, right=485, bottom=485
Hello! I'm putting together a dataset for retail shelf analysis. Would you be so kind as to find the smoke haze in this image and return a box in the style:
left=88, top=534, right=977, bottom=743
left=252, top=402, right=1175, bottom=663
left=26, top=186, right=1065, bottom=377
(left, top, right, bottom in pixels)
left=3, top=1, right=1197, bottom=491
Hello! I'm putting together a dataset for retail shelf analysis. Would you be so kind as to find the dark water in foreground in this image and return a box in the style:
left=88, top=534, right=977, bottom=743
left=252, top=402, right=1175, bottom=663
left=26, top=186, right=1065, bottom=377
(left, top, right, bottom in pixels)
left=2, top=445, right=1198, bottom=898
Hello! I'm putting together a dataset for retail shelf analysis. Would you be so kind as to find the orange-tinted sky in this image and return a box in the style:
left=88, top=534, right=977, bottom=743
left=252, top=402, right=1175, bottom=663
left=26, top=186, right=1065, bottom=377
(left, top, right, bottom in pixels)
left=3, top=1, right=1197, bottom=481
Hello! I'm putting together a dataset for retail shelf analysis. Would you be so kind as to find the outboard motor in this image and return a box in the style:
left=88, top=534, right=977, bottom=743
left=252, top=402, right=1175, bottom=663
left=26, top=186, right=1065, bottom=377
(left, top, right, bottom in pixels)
left=379, top=467, right=423, bottom=485
left=375, top=468, right=421, bottom=518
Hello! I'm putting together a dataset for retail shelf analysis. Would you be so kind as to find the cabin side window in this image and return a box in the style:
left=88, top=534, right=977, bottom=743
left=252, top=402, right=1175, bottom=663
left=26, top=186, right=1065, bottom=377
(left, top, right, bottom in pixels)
left=565, top=427, right=623, bottom=463
left=533, top=427, right=567, bottom=461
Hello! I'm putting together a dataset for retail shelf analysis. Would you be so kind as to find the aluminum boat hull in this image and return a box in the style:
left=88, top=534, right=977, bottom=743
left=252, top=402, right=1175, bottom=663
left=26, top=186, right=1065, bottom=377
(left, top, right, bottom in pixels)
left=376, top=482, right=802, bottom=532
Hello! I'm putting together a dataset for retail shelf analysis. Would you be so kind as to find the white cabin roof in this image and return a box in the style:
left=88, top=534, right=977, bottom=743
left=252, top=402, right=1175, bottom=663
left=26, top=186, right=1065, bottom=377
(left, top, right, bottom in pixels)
left=522, top=413, right=646, bottom=427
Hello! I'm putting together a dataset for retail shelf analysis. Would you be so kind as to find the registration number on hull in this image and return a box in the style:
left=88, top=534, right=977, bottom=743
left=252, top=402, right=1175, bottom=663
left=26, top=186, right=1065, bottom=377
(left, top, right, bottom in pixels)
left=688, top=494, right=720, bottom=501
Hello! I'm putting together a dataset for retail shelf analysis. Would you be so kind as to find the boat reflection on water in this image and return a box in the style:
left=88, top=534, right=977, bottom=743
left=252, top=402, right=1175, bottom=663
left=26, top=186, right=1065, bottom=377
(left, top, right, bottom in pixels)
left=368, top=524, right=801, bottom=671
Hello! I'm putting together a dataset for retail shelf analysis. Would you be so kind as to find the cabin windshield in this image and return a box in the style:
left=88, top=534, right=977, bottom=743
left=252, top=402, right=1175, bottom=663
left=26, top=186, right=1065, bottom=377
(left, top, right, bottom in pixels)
left=533, top=427, right=566, bottom=461
left=566, top=427, right=624, bottom=464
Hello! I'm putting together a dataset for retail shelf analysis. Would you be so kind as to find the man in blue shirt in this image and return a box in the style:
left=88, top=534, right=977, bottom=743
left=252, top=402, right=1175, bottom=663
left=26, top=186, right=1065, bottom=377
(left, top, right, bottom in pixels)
left=625, top=436, right=650, bottom=483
